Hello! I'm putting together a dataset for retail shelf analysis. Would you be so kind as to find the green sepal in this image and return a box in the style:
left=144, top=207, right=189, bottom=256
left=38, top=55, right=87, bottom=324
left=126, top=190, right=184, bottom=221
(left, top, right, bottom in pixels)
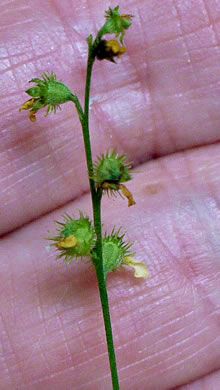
left=87, top=34, right=94, bottom=47
left=30, top=100, right=46, bottom=112
left=100, top=5, right=133, bottom=43
left=29, top=78, right=45, bottom=86
left=93, top=150, right=132, bottom=187
left=46, top=81, right=75, bottom=105
left=49, top=213, right=97, bottom=263
left=26, top=87, right=42, bottom=97
left=102, top=229, right=134, bottom=277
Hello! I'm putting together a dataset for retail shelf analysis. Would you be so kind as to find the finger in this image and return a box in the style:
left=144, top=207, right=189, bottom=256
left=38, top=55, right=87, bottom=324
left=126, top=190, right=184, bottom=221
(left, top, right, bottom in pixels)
left=1, top=143, right=220, bottom=389
left=1, top=1, right=220, bottom=233
left=174, top=369, right=220, bottom=389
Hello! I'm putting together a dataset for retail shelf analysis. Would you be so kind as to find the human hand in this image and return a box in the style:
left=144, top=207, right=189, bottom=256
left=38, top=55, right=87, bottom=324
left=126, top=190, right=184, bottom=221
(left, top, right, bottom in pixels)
left=1, top=1, right=220, bottom=389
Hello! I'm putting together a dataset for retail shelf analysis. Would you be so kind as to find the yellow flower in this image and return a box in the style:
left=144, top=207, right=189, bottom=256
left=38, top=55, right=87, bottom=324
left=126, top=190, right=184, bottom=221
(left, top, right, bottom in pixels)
left=95, top=39, right=127, bottom=63
left=19, top=98, right=37, bottom=122
left=123, top=257, right=150, bottom=279
left=106, top=40, right=127, bottom=58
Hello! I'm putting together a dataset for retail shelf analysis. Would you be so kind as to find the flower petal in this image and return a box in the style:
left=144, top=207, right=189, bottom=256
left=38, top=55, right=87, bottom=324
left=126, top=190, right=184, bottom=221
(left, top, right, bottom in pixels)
left=19, top=98, right=35, bottom=112
left=119, top=184, right=136, bottom=207
left=124, top=256, right=150, bottom=278
left=29, top=112, right=37, bottom=122
left=106, top=40, right=127, bottom=58
left=56, top=234, right=78, bottom=250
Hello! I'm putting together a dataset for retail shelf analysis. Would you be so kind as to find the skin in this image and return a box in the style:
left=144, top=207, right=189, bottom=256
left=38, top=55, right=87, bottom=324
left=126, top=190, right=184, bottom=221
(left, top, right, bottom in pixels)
left=0, top=0, right=220, bottom=389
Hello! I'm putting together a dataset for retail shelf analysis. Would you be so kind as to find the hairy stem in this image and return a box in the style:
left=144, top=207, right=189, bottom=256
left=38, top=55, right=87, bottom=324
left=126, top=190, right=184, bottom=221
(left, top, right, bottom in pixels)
left=78, top=38, right=120, bottom=390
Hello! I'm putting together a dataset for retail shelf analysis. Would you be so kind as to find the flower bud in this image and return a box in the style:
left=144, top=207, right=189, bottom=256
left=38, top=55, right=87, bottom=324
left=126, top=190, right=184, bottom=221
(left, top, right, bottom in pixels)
left=19, top=72, right=75, bottom=122
left=50, top=213, right=96, bottom=263
left=100, top=5, right=133, bottom=43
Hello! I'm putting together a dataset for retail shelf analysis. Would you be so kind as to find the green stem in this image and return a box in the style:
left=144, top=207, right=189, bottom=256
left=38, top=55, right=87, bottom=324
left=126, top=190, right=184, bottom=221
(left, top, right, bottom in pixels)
left=70, top=95, right=84, bottom=125
left=97, top=278, right=120, bottom=389
left=77, top=38, right=120, bottom=390
left=94, top=192, right=120, bottom=390
left=83, top=45, right=96, bottom=203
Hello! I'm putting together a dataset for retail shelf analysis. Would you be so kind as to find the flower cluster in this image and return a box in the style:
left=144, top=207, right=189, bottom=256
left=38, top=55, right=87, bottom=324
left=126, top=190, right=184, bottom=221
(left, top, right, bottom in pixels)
left=50, top=216, right=149, bottom=279
left=94, top=5, right=133, bottom=62
left=20, top=6, right=149, bottom=282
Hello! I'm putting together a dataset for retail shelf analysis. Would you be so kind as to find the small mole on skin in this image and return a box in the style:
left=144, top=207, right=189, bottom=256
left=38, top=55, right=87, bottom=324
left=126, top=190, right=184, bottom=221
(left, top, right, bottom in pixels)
left=144, top=183, right=163, bottom=195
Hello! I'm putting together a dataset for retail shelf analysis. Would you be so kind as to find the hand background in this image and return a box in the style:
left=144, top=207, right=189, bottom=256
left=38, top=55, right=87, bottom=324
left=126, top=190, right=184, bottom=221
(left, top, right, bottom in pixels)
left=1, top=1, right=220, bottom=389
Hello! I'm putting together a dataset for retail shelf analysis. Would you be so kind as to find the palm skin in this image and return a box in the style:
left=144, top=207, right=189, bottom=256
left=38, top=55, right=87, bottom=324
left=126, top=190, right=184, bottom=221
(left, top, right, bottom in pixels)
left=0, top=1, right=220, bottom=389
